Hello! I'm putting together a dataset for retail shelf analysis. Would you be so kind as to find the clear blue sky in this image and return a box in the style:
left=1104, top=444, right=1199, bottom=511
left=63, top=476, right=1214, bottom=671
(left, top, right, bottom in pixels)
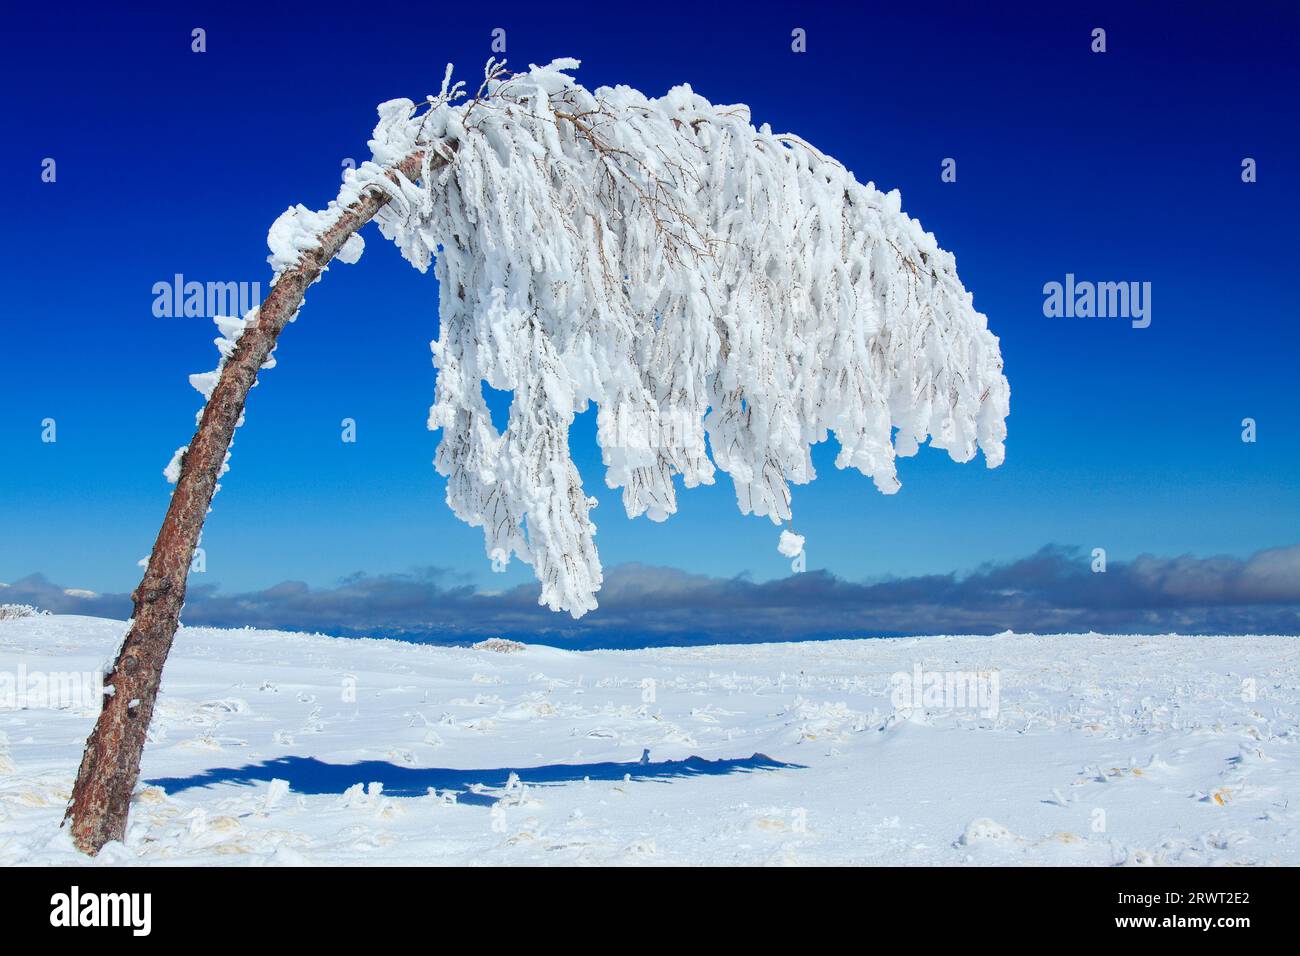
left=3, top=0, right=1297, bottom=601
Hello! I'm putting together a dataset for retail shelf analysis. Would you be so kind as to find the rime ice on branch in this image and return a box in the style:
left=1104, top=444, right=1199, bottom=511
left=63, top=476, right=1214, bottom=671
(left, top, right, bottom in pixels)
left=238, top=58, right=1011, bottom=617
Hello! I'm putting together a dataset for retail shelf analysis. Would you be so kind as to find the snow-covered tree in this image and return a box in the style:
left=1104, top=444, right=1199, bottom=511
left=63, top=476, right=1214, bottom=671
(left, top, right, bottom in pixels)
left=66, top=58, right=1009, bottom=854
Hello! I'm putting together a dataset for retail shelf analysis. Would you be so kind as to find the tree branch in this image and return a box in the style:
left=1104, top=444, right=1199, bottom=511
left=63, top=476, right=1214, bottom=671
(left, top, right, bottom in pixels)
left=63, top=145, right=451, bottom=856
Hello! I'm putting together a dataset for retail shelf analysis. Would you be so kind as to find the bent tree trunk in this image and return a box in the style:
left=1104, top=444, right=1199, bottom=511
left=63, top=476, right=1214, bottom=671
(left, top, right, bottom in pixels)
left=65, top=148, right=443, bottom=855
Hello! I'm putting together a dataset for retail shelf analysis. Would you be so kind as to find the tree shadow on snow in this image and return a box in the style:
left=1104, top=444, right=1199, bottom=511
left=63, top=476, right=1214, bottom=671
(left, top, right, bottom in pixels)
left=147, top=752, right=803, bottom=806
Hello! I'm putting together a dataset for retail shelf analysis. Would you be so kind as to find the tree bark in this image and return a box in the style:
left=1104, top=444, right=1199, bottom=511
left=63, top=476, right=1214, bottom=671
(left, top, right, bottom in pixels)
left=65, top=148, right=444, bottom=855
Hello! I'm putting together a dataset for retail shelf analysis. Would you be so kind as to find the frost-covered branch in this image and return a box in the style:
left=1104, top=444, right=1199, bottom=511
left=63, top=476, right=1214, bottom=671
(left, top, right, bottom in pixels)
left=182, top=57, right=1009, bottom=621
left=353, top=57, right=1009, bottom=617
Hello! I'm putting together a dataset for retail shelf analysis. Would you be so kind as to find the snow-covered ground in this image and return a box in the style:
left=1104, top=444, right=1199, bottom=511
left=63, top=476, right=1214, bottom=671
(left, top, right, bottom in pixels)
left=1, top=614, right=1297, bottom=866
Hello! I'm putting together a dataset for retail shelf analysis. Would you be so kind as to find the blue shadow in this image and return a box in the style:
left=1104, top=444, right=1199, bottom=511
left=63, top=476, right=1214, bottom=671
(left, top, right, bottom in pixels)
left=147, top=752, right=803, bottom=806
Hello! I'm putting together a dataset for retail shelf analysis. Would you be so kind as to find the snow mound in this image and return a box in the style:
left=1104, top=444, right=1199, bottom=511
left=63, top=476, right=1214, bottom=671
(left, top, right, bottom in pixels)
left=0, top=604, right=47, bottom=620
left=472, top=638, right=528, bottom=653
left=959, top=818, right=1020, bottom=846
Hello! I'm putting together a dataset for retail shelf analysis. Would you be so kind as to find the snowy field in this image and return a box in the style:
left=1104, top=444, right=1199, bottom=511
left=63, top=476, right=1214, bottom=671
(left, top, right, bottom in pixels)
left=1, top=614, right=1297, bottom=866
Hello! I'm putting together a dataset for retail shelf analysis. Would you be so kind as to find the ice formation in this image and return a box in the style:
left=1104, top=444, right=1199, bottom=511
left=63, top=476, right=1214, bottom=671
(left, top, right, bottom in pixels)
left=777, top=530, right=806, bottom=559
left=188, top=58, right=1010, bottom=618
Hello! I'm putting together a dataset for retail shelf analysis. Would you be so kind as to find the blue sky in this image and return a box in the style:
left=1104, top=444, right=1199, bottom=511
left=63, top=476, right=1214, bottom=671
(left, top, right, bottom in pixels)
left=2, top=1, right=1298, bottom=639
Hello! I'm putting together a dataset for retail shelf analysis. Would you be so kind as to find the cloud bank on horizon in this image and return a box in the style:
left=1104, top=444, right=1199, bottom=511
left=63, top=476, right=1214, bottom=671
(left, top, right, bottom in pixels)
left=5, top=544, right=1300, bottom=648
